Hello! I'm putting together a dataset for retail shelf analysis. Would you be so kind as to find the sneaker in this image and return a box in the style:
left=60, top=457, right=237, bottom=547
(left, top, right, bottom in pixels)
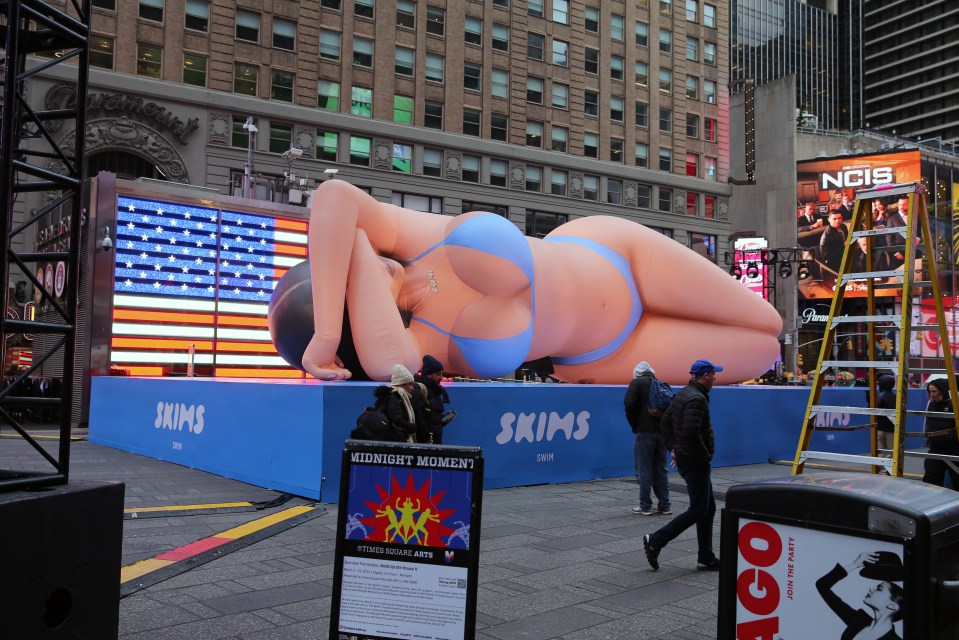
left=657, top=507, right=672, bottom=515
left=631, top=506, right=654, bottom=515
left=643, top=534, right=660, bottom=571
left=697, top=556, right=721, bottom=571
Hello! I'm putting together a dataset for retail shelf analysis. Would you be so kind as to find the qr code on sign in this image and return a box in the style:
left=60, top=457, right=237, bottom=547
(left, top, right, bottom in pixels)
left=457, top=579, right=467, bottom=589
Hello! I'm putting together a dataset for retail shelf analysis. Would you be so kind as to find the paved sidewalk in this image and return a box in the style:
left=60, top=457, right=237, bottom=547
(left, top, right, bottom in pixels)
left=0, top=430, right=925, bottom=640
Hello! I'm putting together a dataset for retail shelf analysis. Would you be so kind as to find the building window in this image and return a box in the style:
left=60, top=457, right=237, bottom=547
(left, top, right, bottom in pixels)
left=583, top=175, right=598, bottom=201
left=464, top=109, right=481, bottom=136
left=393, top=192, right=442, bottom=213
left=236, top=9, right=260, bottom=42
left=526, top=121, right=543, bottom=147
left=609, top=96, right=624, bottom=122
left=585, top=47, right=598, bottom=74
left=426, top=6, right=445, bottom=35
left=659, top=107, right=672, bottom=132
left=659, top=69, right=671, bottom=93
left=355, top=0, right=374, bottom=19
left=271, top=70, right=294, bottom=102
left=659, top=148, right=672, bottom=172
left=552, top=83, right=568, bottom=109
left=490, top=159, right=507, bottom=186
left=491, top=114, right=508, bottom=141
left=553, top=0, right=569, bottom=24
left=635, top=62, right=648, bottom=87
left=526, top=211, right=568, bottom=238
left=232, top=116, right=254, bottom=148
left=185, top=0, right=208, bottom=31
left=269, top=123, right=293, bottom=154
left=705, top=156, right=717, bottom=180
left=610, top=138, right=623, bottom=163
left=585, top=7, right=598, bottom=33
left=704, top=79, right=717, bottom=103
left=658, top=187, right=672, bottom=211
left=528, top=33, right=545, bottom=60
left=464, top=62, right=482, bottom=91
left=637, top=184, right=651, bottom=208
left=425, top=101, right=443, bottom=128
left=493, top=0, right=508, bottom=6
left=635, top=101, right=648, bottom=127
left=705, top=117, right=717, bottom=141
left=425, top=53, right=444, bottom=83
left=608, top=179, right=623, bottom=204
left=551, top=126, right=567, bottom=152
left=686, top=36, right=698, bottom=61
left=686, top=153, right=699, bottom=177
left=551, top=170, right=567, bottom=196
left=611, top=14, right=624, bottom=41
left=139, top=0, right=163, bottom=22
left=686, top=113, right=699, bottom=138
left=526, top=166, right=542, bottom=192
left=528, top=0, right=543, bottom=18
left=686, top=0, right=698, bottom=21
left=319, top=30, right=341, bottom=60
left=350, top=136, right=371, bottom=165
left=318, top=80, right=339, bottom=110
left=461, top=200, right=509, bottom=216
left=704, top=195, right=716, bottom=219
left=659, top=29, right=671, bottom=54
left=351, top=86, right=372, bottom=117
left=90, top=36, right=114, bottom=69
left=395, top=47, right=414, bottom=76
left=552, top=39, right=569, bottom=66
left=492, top=68, right=509, bottom=98
left=316, top=130, right=337, bottom=162
left=393, top=144, right=413, bottom=173
left=704, top=3, right=716, bottom=28
left=686, top=192, right=698, bottom=216
left=527, top=77, right=544, bottom=104
left=635, top=21, right=648, bottom=47
left=660, top=0, right=671, bottom=14
left=394, top=95, right=413, bottom=124
left=423, top=148, right=442, bottom=176
left=584, top=90, right=598, bottom=116
left=689, top=232, right=716, bottom=261
left=584, top=132, right=598, bottom=158
left=353, top=37, right=373, bottom=67
left=686, top=75, right=699, bottom=100
left=273, top=18, right=295, bottom=50
left=492, top=23, right=509, bottom=51
left=611, top=55, right=624, bottom=81
left=93, top=0, right=115, bottom=9
left=397, top=0, right=415, bottom=28
left=136, top=43, right=162, bottom=78
left=634, top=142, right=648, bottom=167
left=321, top=0, right=341, bottom=8
left=704, top=41, right=717, bottom=65
left=465, top=16, right=482, bottom=45
left=461, top=155, right=480, bottom=182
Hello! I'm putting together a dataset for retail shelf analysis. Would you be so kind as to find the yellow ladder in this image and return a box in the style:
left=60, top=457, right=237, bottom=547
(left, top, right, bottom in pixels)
left=791, top=181, right=959, bottom=477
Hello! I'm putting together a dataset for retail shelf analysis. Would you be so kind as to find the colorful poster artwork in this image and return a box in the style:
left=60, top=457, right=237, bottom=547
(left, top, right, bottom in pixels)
left=735, top=519, right=905, bottom=640
left=733, top=237, right=768, bottom=299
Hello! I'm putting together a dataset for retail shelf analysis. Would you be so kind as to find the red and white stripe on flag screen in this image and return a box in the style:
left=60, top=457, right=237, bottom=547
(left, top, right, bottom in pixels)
left=111, top=195, right=307, bottom=378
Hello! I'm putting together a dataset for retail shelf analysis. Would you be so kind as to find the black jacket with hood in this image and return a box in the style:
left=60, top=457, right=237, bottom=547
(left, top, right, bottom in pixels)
left=660, top=379, right=714, bottom=463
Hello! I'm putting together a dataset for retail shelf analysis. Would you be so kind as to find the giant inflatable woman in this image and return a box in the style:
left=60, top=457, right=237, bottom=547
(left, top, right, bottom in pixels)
left=268, top=180, right=782, bottom=385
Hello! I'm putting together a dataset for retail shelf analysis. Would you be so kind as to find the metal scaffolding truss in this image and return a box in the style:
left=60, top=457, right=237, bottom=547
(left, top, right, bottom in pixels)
left=0, top=0, right=90, bottom=490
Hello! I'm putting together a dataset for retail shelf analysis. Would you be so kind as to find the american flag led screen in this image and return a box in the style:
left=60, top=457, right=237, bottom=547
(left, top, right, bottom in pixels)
left=111, top=195, right=308, bottom=378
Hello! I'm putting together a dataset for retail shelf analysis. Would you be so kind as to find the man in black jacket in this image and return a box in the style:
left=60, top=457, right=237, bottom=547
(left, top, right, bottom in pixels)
left=644, top=359, right=722, bottom=571
left=623, top=361, right=671, bottom=516
left=414, top=355, right=452, bottom=444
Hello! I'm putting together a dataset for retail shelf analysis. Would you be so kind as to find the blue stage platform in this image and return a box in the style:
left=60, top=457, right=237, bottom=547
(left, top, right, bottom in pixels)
left=88, top=378, right=930, bottom=502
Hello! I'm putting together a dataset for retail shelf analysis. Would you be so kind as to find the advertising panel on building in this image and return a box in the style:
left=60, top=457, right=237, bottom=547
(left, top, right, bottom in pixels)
left=733, top=237, right=768, bottom=299
left=795, top=151, right=922, bottom=299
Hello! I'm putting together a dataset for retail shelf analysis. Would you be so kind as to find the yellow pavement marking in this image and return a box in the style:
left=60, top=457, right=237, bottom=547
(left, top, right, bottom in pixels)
left=121, top=558, right=175, bottom=583
left=124, top=501, right=253, bottom=514
left=218, top=505, right=315, bottom=540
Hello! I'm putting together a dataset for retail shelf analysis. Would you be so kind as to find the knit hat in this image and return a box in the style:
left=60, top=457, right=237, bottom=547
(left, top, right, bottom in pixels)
left=421, top=354, right=444, bottom=376
left=633, top=361, right=655, bottom=378
left=391, top=364, right=415, bottom=386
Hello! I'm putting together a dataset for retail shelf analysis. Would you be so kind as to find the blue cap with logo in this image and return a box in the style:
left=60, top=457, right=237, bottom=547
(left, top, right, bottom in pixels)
left=690, top=359, right=724, bottom=376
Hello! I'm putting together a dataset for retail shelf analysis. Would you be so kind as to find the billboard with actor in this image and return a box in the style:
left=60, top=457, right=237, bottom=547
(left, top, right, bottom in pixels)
left=796, top=151, right=922, bottom=299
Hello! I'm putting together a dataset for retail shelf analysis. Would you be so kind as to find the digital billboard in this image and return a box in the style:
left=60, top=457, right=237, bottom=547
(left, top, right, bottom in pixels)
left=795, top=151, right=922, bottom=299
left=733, top=237, right=768, bottom=299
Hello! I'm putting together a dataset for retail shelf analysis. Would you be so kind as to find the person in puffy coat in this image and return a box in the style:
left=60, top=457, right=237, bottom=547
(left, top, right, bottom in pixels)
left=373, top=364, right=419, bottom=442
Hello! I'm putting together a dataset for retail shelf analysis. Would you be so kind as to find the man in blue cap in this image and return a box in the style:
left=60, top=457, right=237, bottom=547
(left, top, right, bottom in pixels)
left=643, top=358, right=723, bottom=571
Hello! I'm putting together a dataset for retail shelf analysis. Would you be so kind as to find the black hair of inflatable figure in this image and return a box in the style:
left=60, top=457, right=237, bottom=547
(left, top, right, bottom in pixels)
left=267, top=261, right=370, bottom=380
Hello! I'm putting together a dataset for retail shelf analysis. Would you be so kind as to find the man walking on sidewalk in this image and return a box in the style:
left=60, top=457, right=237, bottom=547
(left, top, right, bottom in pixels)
left=624, top=361, right=671, bottom=516
left=643, top=359, right=722, bottom=571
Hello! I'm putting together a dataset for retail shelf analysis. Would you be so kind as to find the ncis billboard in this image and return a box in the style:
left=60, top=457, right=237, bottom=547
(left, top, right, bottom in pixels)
left=795, top=151, right=921, bottom=299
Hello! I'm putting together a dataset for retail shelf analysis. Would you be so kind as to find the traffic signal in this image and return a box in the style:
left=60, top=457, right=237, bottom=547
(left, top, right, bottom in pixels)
left=797, top=353, right=804, bottom=366
left=846, top=339, right=854, bottom=350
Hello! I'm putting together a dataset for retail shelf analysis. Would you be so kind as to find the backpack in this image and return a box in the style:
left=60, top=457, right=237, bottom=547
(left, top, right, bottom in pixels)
left=647, top=378, right=675, bottom=417
left=351, top=407, right=406, bottom=442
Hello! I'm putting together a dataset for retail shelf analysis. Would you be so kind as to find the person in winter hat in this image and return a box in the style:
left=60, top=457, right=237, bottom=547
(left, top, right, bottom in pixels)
left=372, top=364, right=418, bottom=442
left=415, top=355, right=454, bottom=444
left=923, top=377, right=959, bottom=488
left=623, top=361, right=671, bottom=516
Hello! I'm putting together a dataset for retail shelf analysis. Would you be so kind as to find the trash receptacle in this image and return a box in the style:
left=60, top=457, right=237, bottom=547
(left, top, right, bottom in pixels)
left=717, top=473, right=959, bottom=639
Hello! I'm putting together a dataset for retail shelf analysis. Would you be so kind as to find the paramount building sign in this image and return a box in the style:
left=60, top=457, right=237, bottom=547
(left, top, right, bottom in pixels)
left=801, top=308, right=848, bottom=324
